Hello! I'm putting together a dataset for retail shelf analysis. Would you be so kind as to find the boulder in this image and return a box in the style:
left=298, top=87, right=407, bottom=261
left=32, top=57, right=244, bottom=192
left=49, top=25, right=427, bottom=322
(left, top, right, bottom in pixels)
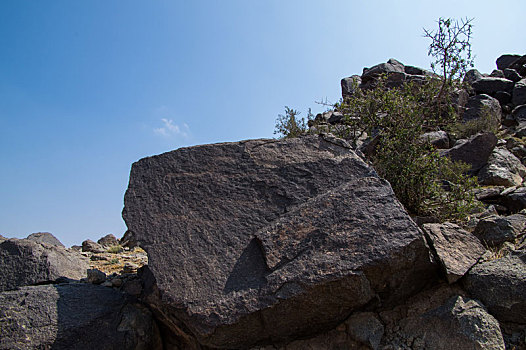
left=504, top=68, right=522, bottom=82
left=120, top=230, right=139, bottom=249
left=512, top=78, right=526, bottom=106
left=464, top=251, right=526, bottom=324
left=0, top=238, right=88, bottom=292
left=512, top=104, right=526, bottom=122
left=509, top=55, right=526, bottom=76
left=97, top=233, right=119, bottom=247
left=463, top=69, right=483, bottom=85
left=81, top=239, right=105, bottom=253
left=419, top=131, right=450, bottom=149
left=472, top=77, right=514, bottom=95
left=473, top=214, right=526, bottom=247
left=490, top=69, right=505, bottom=78
left=346, top=312, right=384, bottom=350
left=361, top=58, right=405, bottom=83
left=496, top=54, right=521, bottom=70
left=0, top=283, right=162, bottom=350
left=123, top=135, right=436, bottom=348
left=341, top=75, right=361, bottom=98
left=501, top=186, right=526, bottom=212
left=422, top=223, right=486, bottom=283
left=87, top=268, right=107, bottom=285
left=399, top=295, right=505, bottom=350
left=26, top=232, right=64, bottom=248
left=441, top=132, right=497, bottom=173
left=404, top=65, right=431, bottom=76
left=462, top=94, right=501, bottom=123
left=479, top=147, right=526, bottom=187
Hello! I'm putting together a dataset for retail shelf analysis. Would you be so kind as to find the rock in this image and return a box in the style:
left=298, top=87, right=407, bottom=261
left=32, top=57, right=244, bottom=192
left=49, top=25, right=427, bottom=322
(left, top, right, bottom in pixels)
left=81, top=239, right=105, bottom=253
left=512, top=78, right=526, bottom=106
left=472, top=77, right=514, bottom=95
left=502, top=186, right=526, bottom=212
left=497, top=54, right=521, bottom=70
left=462, top=94, right=501, bottom=123
left=473, top=214, right=526, bottom=247
left=509, top=55, right=526, bottom=76
left=26, top=232, right=64, bottom=248
left=422, top=223, right=486, bottom=283
left=328, top=111, right=344, bottom=124
left=400, top=295, right=505, bottom=350
left=504, top=68, right=522, bottom=82
left=341, top=75, right=361, bottom=98
left=0, top=234, right=5, bottom=243
left=495, top=91, right=512, bottom=106
left=87, top=268, right=106, bottom=284
left=441, top=132, right=497, bottom=173
left=0, top=238, right=88, bottom=292
left=346, top=312, right=384, bottom=350
left=420, top=131, right=450, bottom=149
left=97, top=233, right=119, bottom=247
left=512, top=104, right=526, bottom=122
left=479, top=147, right=526, bottom=187
left=361, top=59, right=405, bottom=83
left=490, top=69, right=505, bottom=78
left=404, top=65, right=431, bottom=76
left=120, top=230, right=139, bottom=249
left=123, top=135, right=436, bottom=348
left=464, top=251, right=526, bottom=324
left=0, top=283, right=162, bottom=350
left=464, top=69, right=483, bottom=85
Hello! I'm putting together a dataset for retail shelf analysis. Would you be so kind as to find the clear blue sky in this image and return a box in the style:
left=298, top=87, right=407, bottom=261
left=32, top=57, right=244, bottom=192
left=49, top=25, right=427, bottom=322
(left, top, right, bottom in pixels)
left=1, top=1, right=524, bottom=246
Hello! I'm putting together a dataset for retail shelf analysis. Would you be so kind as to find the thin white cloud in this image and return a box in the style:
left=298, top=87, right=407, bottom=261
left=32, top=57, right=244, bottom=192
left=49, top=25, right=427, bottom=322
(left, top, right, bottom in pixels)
left=154, top=118, right=189, bottom=138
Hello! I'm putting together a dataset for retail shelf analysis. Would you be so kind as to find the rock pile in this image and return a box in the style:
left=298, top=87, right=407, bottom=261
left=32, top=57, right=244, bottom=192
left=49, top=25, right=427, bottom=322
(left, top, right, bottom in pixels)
left=2, top=54, right=526, bottom=349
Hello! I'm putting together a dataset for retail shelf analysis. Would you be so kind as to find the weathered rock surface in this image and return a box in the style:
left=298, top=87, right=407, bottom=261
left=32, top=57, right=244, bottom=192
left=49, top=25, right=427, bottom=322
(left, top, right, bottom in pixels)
left=399, top=295, right=505, bottom=350
left=0, top=238, right=88, bottom=292
left=497, top=54, right=521, bottom=71
left=441, top=132, right=497, bottom=173
left=123, top=135, right=436, bottom=348
left=420, top=131, right=450, bottom=149
left=479, top=147, right=526, bottom=187
left=464, top=251, right=526, bottom=324
left=26, top=232, right=65, bottom=248
left=512, top=78, right=526, bottom=106
left=97, top=233, right=119, bottom=247
left=472, top=77, right=514, bottom=95
left=422, top=223, right=485, bottom=283
left=82, top=239, right=106, bottom=253
left=0, top=283, right=162, bottom=350
left=341, top=75, right=362, bottom=98
left=473, top=214, right=526, bottom=247
left=462, top=94, right=501, bottom=123
left=513, top=104, right=526, bottom=122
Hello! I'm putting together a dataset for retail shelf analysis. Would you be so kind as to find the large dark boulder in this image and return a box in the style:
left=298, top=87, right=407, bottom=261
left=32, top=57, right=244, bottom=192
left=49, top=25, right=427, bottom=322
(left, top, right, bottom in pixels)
left=361, top=58, right=405, bottom=83
left=0, top=283, right=162, bottom=350
left=478, top=147, right=526, bottom=187
left=473, top=214, right=526, bottom=247
left=464, top=251, right=526, bottom=324
left=472, top=77, right=514, bottom=95
left=497, top=54, right=521, bottom=70
left=123, top=135, right=436, bottom=348
left=0, top=238, right=89, bottom=292
left=512, top=78, right=526, bottom=106
left=462, top=94, right=501, bottom=123
left=26, top=232, right=64, bottom=248
left=441, top=132, right=497, bottom=173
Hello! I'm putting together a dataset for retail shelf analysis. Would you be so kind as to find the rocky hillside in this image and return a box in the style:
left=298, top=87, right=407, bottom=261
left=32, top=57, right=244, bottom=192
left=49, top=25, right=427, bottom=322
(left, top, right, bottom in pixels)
left=1, top=54, right=526, bottom=350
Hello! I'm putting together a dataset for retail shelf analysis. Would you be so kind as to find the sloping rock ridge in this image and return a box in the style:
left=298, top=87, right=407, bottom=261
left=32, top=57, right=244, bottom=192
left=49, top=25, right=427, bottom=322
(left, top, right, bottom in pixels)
left=123, top=134, right=436, bottom=348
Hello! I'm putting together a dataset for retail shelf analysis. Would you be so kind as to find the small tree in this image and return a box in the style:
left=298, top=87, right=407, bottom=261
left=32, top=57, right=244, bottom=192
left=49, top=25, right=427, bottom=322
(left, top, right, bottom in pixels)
left=274, top=106, right=308, bottom=138
left=423, top=17, right=475, bottom=100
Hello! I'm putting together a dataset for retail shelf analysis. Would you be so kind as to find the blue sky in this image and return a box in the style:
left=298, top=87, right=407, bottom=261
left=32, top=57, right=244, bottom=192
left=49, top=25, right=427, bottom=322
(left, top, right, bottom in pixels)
left=1, top=1, right=525, bottom=246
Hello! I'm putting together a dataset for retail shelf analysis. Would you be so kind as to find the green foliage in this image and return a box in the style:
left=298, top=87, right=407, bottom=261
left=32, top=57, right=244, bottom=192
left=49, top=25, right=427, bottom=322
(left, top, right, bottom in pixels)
left=274, top=106, right=309, bottom=138
left=108, top=257, right=120, bottom=264
left=448, top=105, right=500, bottom=139
left=336, top=77, right=478, bottom=220
left=106, top=245, right=123, bottom=254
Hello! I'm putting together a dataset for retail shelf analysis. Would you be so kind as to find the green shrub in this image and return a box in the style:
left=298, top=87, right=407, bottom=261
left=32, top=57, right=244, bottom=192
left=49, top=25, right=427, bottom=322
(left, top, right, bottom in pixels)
left=106, top=245, right=123, bottom=254
left=274, top=106, right=309, bottom=138
left=448, top=105, right=500, bottom=139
